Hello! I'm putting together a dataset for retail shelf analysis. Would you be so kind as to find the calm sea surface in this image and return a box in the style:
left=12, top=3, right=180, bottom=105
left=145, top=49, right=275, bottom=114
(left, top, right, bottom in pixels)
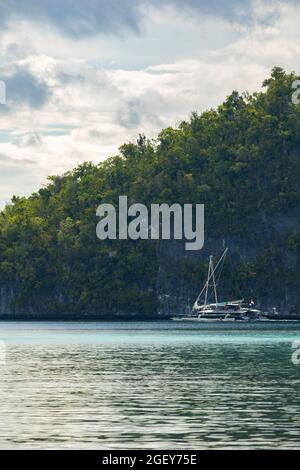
left=0, top=320, right=299, bottom=449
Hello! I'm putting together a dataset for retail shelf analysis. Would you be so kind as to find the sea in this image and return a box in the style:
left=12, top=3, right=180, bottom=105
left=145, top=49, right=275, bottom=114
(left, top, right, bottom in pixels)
left=0, top=320, right=299, bottom=449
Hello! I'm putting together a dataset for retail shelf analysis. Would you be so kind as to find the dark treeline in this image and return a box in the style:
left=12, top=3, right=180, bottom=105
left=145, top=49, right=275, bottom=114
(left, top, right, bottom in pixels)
left=1, top=67, right=300, bottom=316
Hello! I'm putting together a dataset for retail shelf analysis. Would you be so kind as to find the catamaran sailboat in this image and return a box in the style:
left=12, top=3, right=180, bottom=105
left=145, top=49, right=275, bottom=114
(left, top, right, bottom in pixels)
left=172, top=248, right=264, bottom=322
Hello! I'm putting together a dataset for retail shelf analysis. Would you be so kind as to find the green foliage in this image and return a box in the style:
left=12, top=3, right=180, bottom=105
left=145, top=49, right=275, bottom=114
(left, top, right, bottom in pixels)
left=1, top=67, right=300, bottom=314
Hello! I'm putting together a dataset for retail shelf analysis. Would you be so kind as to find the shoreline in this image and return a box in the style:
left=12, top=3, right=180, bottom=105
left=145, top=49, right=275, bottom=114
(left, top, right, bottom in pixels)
left=0, top=314, right=300, bottom=322
left=0, top=314, right=168, bottom=322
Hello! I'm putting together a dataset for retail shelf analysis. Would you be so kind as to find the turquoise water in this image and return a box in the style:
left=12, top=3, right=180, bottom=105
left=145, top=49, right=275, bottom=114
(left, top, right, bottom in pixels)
left=0, top=321, right=299, bottom=449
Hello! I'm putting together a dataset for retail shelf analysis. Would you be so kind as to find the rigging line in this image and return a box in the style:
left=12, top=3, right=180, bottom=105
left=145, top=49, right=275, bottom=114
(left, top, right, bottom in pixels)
left=215, top=253, right=226, bottom=284
left=213, top=248, right=227, bottom=292
left=194, top=248, right=228, bottom=306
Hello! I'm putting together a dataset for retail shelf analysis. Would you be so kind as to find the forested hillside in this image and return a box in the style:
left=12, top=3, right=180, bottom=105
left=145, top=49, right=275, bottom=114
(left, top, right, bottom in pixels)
left=1, top=67, right=300, bottom=317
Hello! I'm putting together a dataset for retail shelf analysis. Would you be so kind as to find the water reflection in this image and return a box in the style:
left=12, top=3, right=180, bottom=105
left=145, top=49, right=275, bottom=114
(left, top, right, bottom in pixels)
left=0, top=322, right=299, bottom=449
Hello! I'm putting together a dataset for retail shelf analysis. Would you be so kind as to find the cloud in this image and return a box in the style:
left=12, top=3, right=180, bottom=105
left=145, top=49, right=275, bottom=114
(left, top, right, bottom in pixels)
left=3, top=69, right=51, bottom=109
left=4, top=40, right=36, bottom=61
left=170, top=0, right=252, bottom=21
left=0, top=158, right=41, bottom=208
left=0, top=0, right=142, bottom=37
left=0, top=0, right=300, bottom=209
left=0, top=152, right=36, bottom=165
left=0, top=0, right=288, bottom=39
left=17, top=132, right=42, bottom=147
left=117, top=90, right=166, bottom=129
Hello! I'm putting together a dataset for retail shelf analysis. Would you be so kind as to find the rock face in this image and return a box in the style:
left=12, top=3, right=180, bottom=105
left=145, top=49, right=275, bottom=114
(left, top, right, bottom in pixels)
left=156, top=211, right=300, bottom=316
left=0, top=286, right=14, bottom=316
left=1, top=206, right=300, bottom=318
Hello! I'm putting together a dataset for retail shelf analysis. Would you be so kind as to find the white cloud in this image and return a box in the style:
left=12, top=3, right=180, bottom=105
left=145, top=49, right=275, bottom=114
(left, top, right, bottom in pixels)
left=0, top=0, right=300, bottom=207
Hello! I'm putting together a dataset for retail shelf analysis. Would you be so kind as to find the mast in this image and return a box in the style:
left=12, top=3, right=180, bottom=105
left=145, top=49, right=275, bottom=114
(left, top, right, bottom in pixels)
left=204, top=256, right=212, bottom=308
left=211, top=256, right=218, bottom=304
left=194, top=248, right=228, bottom=308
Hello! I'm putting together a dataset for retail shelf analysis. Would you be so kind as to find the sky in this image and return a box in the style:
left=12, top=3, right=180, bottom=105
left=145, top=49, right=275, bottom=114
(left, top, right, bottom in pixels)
left=0, top=0, right=300, bottom=207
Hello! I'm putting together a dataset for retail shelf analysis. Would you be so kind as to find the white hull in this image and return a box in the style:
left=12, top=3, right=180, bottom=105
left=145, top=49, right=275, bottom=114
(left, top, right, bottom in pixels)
left=171, top=248, right=275, bottom=324
left=171, top=316, right=271, bottom=322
